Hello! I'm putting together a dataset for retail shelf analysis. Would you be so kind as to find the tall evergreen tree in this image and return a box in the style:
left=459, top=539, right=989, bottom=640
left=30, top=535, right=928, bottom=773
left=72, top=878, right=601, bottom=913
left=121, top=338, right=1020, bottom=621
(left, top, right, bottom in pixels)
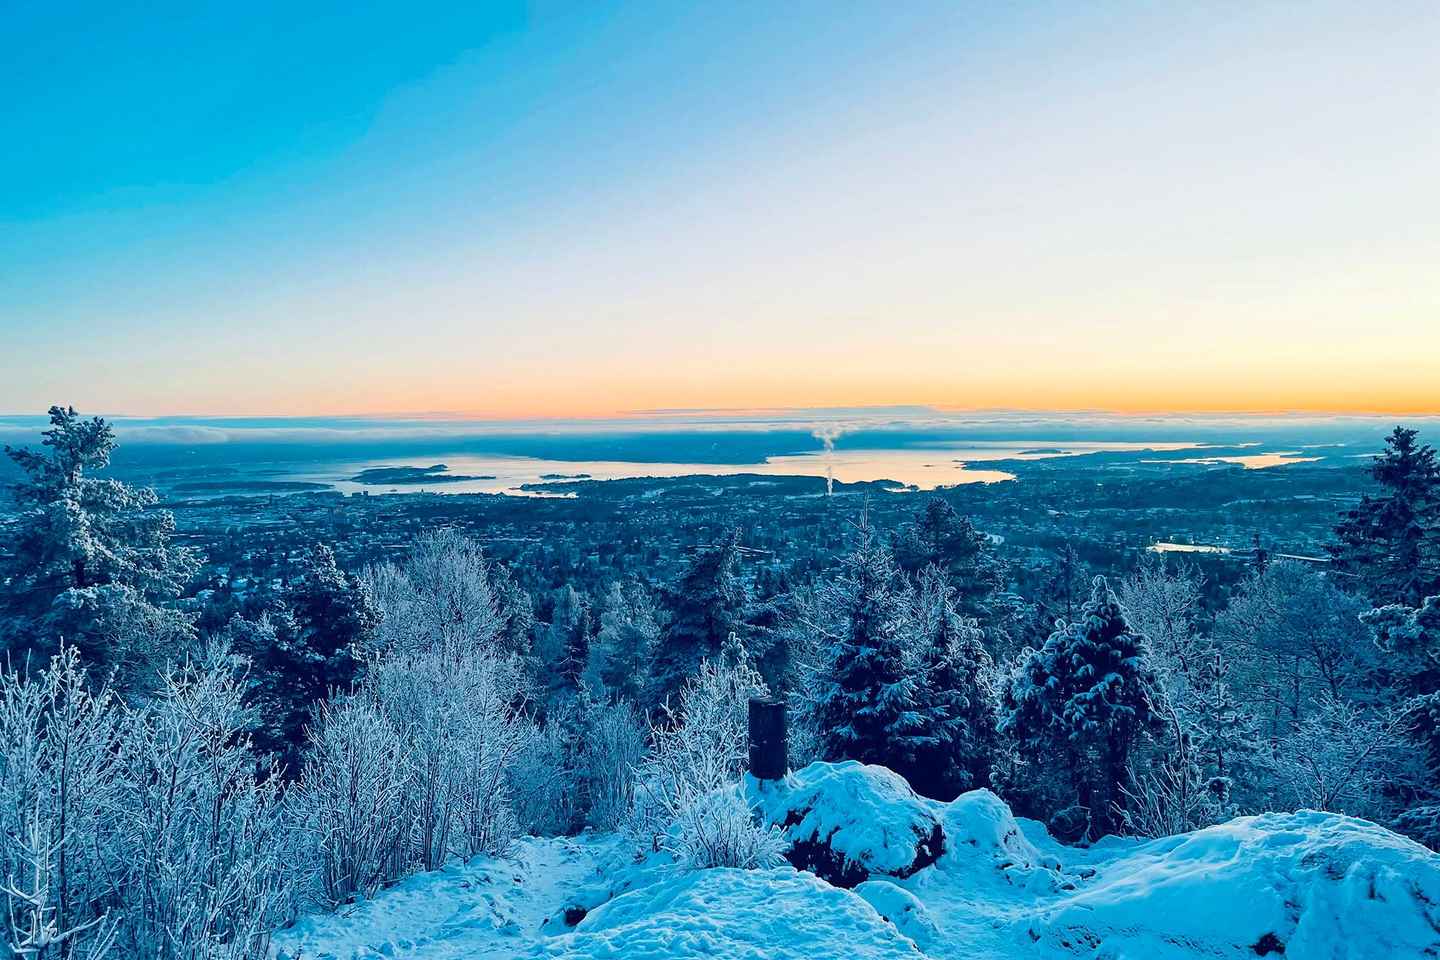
left=815, top=523, right=933, bottom=771
left=491, top=563, right=537, bottom=658
left=1022, top=544, right=1091, bottom=649
left=904, top=568, right=999, bottom=799
left=241, top=544, right=379, bottom=771
left=559, top=592, right=593, bottom=693
left=535, top=584, right=590, bottom=702
left=1363, top=595, right=1440, bottom=844
left=1331, top=426, right=1440, bottom=606
left=1001, top=576, right=1166, bottom=838
left=891, top=499, right=1004, bottom=619
left=588, top=580, right=659, bottom=702
left=1189, top=644, right=1258, bottom=791
left=650, top=530, right=746, bottom=705
left=0, top=406, right=199, bottom=686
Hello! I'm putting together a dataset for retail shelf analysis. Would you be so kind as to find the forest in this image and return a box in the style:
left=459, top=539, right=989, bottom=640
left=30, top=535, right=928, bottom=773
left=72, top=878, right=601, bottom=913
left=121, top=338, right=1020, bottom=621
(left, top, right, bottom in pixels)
left=1, top=405, right=1439, bottom=958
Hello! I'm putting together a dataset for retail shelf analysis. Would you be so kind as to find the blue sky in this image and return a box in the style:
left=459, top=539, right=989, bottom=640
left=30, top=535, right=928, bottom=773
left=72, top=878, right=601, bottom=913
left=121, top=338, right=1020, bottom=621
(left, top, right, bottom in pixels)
left=3, top=2, right=1438, bottom=416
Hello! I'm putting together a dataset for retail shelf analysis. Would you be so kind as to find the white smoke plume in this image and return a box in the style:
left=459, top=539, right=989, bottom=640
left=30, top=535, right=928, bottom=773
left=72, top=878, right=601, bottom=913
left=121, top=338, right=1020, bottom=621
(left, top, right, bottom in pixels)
left=812, top=425, right=845, bottom=496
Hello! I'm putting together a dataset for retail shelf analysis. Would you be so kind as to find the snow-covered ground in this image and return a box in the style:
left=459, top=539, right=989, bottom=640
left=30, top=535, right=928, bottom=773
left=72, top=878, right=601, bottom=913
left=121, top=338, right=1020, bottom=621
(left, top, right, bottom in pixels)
left=273, top=762, right=1440, bottom=960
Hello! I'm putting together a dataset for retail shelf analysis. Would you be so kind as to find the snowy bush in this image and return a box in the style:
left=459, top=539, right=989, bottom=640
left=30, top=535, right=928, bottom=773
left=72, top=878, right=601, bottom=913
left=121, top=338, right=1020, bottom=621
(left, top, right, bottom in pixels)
left=627, top=640, right=767, bottom=855
left=115, top=645, right=295, bottom=959
left=1263, top=695, right=1417, bottom=820
left=0, top=646, right=122, bottom=960
left=0, top=644, right=297, bottom=960
left=289, top=695, right=410, bottom=905
left=582, top=698, right=647, bottom=832
left=666, top=786, right=787, bottom=870
left=510, top=719, right=576, bottom=836
left=1120, top=757, right=1229, bottom=838
left=373, top=646, right=526, bottom=868
left=363, top=529, right=507, bottom=658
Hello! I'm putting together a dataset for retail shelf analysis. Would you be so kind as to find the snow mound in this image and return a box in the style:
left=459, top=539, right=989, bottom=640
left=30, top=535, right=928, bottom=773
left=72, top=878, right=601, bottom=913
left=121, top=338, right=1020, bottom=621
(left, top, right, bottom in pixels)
left=938, top=789, right=1056, bottom=883
left=855, top=879, right=940, bottom=950
left=748, top=761, right=945, bottom=887
left=537, top=867, right=925, bottom=959
left=1031, top=809, right=1440, bottom=959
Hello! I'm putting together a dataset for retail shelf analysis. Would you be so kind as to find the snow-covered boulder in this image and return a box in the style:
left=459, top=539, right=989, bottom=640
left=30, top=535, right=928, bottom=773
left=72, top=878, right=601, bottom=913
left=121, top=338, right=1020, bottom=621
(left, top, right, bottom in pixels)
left=748, top=761, right=945, bottom=888
left=1030, top=809, right=1440, bottom=959
left=537, top=867, right=925, bottom=959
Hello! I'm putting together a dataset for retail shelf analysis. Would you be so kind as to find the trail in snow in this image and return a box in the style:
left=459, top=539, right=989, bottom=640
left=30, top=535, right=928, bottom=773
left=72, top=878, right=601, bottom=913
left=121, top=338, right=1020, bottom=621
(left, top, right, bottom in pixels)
left=274, top=836, right=620, bottom=960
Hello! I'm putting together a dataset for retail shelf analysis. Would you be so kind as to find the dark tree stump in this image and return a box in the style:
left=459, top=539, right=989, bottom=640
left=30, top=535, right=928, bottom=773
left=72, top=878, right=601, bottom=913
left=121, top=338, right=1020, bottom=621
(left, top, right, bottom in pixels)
left=748, top=697, right=787, bottom=780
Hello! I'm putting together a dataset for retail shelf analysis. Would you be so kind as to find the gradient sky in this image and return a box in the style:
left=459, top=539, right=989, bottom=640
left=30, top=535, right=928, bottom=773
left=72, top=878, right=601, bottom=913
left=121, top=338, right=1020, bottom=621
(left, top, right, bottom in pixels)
left=3, top=1, right=1438, bottom=417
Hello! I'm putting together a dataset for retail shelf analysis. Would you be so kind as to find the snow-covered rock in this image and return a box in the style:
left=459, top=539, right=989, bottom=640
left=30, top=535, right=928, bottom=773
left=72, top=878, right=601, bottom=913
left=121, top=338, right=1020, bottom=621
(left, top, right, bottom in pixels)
left=1028, top=809, right=1440, bottom=960
left=748, top=761, right=945, bottom=888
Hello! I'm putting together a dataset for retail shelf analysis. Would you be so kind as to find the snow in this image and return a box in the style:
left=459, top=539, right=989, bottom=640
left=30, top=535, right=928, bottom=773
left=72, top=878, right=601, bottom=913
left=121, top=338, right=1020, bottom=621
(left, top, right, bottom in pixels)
left=747, top=761, right=944, bottom=883
left=854, top=879, right=941, bottom=950
left=274, top=762, right=1440, bottom=960
left=1026, top=809, right=1440, bottom=959
left=273, top=836, right=622, bottom=960
left=538, top=868, right=925, bottom=959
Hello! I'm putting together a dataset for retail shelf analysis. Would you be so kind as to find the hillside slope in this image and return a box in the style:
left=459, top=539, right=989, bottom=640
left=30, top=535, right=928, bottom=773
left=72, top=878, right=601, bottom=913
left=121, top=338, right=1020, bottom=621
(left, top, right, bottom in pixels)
left=273, top=763, right=1440, bottom=960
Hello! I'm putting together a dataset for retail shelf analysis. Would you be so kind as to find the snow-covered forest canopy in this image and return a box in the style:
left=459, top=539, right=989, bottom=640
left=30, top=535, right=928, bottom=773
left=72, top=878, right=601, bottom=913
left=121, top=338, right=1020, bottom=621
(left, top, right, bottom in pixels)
left=3, top=406, right=1440, bottom=959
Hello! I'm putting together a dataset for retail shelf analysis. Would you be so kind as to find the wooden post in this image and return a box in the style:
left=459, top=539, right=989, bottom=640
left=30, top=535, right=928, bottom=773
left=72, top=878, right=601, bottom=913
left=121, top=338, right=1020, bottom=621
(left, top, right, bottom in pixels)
left=748, top=697, right=787, bottom=780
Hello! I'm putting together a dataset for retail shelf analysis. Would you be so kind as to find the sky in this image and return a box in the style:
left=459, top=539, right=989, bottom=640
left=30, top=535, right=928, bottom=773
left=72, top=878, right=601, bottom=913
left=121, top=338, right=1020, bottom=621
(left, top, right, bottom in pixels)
left=3, top=1, right=1438, bottom=418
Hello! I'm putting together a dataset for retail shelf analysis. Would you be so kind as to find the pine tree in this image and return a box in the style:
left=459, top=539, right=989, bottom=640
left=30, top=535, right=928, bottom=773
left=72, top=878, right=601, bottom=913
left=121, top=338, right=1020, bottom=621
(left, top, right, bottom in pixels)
left=650, top=531, right=747, bottom=706
left=904, top=568, right=999, bottom=798
left=0, top=405, right=200, bottom=686
left=491, top=563, right=536, bottom=658
left=1331, top=426, right=1440, bottom=606
left=1250, top=533, right=1270, bottom=574
left=815, top=523, right=933, bottom=771
left=1188, top=644, right=1258, bottom=799
left=242, top=544, right=379, bottom=772
left=559, top=594, right=593, bottom=693
left=1022, top=544, right=1091, bottom=649
left=537, top=584, right=591, bottom=702
left=1001, top=576, right=1166, bottom=838
left=1363, top=594, right=1440, bottom=842
left=891, top=499, right=1004, bottom=620
left=588, top=580, right=660, bottom=702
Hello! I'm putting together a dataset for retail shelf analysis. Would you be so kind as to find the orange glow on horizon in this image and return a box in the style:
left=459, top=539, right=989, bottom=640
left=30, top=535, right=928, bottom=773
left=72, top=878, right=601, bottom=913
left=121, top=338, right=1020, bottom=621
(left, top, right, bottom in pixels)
left=180, top=376, right=1440, bottom=421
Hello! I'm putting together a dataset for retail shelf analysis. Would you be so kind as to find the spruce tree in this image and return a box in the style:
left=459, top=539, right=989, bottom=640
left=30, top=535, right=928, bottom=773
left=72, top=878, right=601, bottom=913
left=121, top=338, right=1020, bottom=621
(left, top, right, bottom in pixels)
left=491, top=563, right=536, bottom=658
left=536, top=584, right=590, bottom=701
left=243, top=544, right=379, bottom=772
left=1363, top=595, right=1440, bottom=843
left=1331, top=426, right=1440, bottom=606
left=1188, top=644, right=1258, bottom=800
left=904, top=569, right=999, bottom=798
left=589, top=580, right=659, bottom=702
left=891, top=499, right=1004, bottom=620
left=0, top=405, right=200, bottom=685
left=1001, top=576, right=1166, bottom=838
left=815, top=523, right=932, bottom=771
left=650, top=530, right=746, bottom=705
left=1022, top=544, right=1090, bottom=649
left=559, top=593, right=593, bottom=693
